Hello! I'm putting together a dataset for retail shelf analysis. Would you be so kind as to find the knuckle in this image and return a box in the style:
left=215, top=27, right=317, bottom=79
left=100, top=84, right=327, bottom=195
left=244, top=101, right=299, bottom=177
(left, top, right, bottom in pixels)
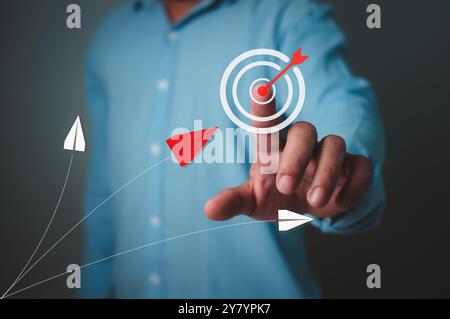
left=338, top=197, right=355, bottom=211
left=220, top=188, right=235, bottom=198
left=289, top=121, right=317, bottom=141
left=221, top=188, right=242, bottom=211
left=355, top=155, right=373, bottom=173
left=314, top=166, right=338, bottom=193
left=320, top=165, right=337, bottom=181
left=278, top=161, right=301, bottom=177
left=324, top=134, right=346, bottom=152
left=301, top=121, right=318, bottom=139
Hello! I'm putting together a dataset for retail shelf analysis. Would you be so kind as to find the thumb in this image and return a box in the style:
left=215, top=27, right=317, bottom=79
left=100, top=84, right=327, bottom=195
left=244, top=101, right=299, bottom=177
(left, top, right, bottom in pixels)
left=204, top=183, right=254, bottom=221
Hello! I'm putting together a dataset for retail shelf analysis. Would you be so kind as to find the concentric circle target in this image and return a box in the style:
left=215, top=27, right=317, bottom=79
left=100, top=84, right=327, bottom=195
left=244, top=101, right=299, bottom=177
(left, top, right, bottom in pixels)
left=249, top=78, right=276, bottom=105
left=220, top=48, right=306, bottom=134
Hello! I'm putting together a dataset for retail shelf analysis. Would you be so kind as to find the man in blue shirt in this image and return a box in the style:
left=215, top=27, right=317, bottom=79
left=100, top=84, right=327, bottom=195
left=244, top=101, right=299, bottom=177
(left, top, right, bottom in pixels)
left=81, top=0, right=385, bottom=298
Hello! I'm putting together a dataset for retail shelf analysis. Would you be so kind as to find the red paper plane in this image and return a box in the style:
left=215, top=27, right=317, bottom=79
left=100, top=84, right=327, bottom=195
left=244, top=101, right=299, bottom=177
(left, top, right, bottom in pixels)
left=166, top=127, right=217, bottom=167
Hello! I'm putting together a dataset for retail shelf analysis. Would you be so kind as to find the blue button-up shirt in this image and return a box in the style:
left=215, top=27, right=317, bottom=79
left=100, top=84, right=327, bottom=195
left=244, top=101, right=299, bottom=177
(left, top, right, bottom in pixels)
left=80, top=0, right=385, bottom=298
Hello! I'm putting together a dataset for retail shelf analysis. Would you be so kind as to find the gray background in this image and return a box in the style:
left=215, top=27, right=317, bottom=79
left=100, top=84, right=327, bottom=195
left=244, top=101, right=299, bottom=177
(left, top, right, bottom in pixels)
left=1, top=0, right=449, bottom=298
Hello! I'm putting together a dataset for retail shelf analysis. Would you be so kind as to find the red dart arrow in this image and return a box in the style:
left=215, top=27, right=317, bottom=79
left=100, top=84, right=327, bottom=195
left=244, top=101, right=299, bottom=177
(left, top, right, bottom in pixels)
left=257, top=48, right=309, bottom=97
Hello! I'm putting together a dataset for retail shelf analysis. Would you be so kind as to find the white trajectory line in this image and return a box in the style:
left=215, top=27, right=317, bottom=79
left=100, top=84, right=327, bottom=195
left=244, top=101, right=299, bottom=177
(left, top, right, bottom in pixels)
left=1, top=156, right=170, bottom=298
left=3, top=220, right=274, bottom=299
left=1, top=154, right=74, bottom=299
left=4, top=212, right=313, bottom=299
left=2, top=117, right=84, bottom=298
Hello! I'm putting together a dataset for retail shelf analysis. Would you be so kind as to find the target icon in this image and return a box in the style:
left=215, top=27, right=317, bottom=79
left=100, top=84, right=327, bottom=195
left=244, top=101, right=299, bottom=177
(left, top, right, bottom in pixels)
left=220, top=48, right=308, bottom=134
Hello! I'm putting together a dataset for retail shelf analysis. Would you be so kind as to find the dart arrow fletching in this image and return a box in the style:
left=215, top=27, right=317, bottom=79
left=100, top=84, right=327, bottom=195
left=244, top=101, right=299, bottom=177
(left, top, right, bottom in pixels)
left=258, top=48, right=309, bottom=97
left=290, top=48, right=309, bottom=66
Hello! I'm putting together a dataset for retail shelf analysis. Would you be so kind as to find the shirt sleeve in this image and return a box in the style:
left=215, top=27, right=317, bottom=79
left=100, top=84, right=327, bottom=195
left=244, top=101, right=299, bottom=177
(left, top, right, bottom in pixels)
left=78, top=45, right=116, bottom=298
left=277, top=0, right=386, bottom=234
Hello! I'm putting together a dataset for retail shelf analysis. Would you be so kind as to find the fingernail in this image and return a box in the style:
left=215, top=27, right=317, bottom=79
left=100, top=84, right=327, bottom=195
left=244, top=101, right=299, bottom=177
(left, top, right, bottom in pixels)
left=309, top=186, right=326, bottom=207
left=277, top=175, right=296, bottom=194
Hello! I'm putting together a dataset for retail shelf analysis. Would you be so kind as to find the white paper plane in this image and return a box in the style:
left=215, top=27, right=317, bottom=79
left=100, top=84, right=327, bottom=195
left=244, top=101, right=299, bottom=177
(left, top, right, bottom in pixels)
left=64, top=116, right=85, bottom=152
left=278, top=209, right=313, bottom=231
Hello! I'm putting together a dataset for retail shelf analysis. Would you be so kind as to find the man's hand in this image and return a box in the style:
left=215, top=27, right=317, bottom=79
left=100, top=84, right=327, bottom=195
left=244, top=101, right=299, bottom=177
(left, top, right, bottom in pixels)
left=204, top=87, right=373, bottom=221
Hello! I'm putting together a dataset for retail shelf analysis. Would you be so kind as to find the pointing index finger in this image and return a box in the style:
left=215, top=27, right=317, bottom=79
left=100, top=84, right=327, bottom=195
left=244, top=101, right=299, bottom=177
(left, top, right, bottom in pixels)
left=251, top=85, right=283, bottom=168
left=251, top=85, right=280, bottom=129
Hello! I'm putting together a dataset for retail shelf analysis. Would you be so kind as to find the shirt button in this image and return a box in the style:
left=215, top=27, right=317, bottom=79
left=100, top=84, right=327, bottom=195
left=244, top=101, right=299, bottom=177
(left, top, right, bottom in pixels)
left=148, top=215, right=161, bottom=228
left=157, top=79, right=169, bottom=92
left=149, top=272, right=160, bottom=285
left=149, top=143, right=161, bottom=156
left=168, top=31, right=178, bottom=41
